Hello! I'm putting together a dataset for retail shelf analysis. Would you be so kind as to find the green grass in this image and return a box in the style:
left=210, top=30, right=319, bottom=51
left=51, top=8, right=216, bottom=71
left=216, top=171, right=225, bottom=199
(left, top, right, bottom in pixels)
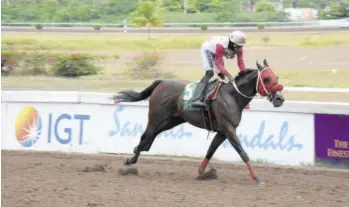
left=2, top=31, right=349, bottom=51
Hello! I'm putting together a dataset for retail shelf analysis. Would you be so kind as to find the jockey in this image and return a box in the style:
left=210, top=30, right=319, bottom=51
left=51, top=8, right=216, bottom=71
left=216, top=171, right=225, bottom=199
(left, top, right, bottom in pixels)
left=192, top=30, right=247, bottom=107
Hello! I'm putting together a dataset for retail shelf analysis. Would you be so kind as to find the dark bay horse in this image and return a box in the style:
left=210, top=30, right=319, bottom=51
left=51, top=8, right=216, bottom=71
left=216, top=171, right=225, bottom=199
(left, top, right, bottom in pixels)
left=112, top=59, right=285, bottom=184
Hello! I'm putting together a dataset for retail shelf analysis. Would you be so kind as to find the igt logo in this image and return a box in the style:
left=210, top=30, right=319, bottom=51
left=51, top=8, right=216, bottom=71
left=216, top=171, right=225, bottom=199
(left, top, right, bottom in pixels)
left=47, top=113, right=90, bottom=145
left=15, top=106, right=90, bottom=147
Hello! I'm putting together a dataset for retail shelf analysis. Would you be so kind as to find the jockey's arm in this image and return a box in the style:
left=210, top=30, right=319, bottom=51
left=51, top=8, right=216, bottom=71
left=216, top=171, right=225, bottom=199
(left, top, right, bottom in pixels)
left=215, top=44, right=234, bottom=82
left=237, top=47, right=246, bottom=71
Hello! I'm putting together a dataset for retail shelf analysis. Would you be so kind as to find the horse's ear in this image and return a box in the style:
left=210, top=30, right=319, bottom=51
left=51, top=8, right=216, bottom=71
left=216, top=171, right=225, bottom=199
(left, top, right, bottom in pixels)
left=263, top=59, right=269, bottom=67
left=256, top=61, right=263, bottom=70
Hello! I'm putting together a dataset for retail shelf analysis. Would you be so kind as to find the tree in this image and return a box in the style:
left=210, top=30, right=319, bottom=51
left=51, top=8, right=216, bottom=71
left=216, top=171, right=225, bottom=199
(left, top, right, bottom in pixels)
left=319, top=0, right=349, bottom=19
left=163, top=0, right=182, bottom=12
left=256, top=0, right=277, bottom=13
left=196, top=0, right=237, bottom=12
left=214, top=0, right=240, bottom=22
left=103, top=0, right=137, bottom=16
left=281, top=0, right=337, bottom=9
left=186, top=0, right=198, bottom=13
left=131, top=1, right=164, bottom=40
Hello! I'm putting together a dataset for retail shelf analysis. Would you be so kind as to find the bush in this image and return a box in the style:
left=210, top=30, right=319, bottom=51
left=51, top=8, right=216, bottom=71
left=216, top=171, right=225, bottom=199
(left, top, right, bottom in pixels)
left=1, top=51, right=60, bottom=76
left=256, top=23, right=265, bottom=30
left=1, top=51, right=111, bottom=77
left=50, top=54, right=101, bottom=77
left=112, top=54, right=120, bottom=59
left=34, top=24, right=44, bottom=30
left=256, top=0, right=277, bottom=13
left=261, top=36, right=270, bottom=43
left=2, top=51, right=27, bottom=76
left=200, top=24, right=208, bottom=31
left=1, top=59, right=13, bottom=76
left=128, top=51, right=175, bottom=79
left=20, top=53, right=48, bottom=75
left=5, top=51, right=53, bottom=75
left=214, top=11, right=233, bottom=22
left=93, top=25, right=102, bottom=31
left=1, top=51, right=26, bottom=65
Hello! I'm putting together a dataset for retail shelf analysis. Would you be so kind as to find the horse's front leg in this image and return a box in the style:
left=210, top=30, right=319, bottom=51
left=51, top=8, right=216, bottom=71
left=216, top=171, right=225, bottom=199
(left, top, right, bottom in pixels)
left=225, top=126, right=261, bottom=184
left=198, top=132, right=226, bottom=175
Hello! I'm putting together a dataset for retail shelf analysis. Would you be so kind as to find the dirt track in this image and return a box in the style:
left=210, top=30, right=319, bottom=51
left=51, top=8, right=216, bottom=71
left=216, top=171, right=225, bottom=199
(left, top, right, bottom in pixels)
left=2, top=150, right=349, bottom=207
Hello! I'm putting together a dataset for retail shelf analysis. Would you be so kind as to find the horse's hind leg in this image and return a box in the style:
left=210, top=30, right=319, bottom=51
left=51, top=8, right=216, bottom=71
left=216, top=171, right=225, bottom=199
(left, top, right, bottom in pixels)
left=124, top=117, right=185, bottom=166
left=139, top=117, right=185, bottom=152
left=123, top=133, right=145, bottom=165
left=124, top=123, right=158, bottom=165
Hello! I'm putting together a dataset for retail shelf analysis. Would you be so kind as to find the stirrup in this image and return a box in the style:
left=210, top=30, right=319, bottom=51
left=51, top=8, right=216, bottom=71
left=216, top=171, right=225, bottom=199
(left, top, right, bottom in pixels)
left=192, top=100, right=206, bottom=107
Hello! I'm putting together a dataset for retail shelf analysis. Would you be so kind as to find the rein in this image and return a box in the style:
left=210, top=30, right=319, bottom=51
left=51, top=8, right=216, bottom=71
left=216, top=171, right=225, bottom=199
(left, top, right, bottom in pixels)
left=231, top=67, right=270, bottom=99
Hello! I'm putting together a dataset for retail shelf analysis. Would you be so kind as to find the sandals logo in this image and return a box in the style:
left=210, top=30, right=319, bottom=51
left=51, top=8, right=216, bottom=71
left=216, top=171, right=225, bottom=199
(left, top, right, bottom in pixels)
left=14, top=106, right=42, bottom=147
left=108, top=106, right=192, bottom=139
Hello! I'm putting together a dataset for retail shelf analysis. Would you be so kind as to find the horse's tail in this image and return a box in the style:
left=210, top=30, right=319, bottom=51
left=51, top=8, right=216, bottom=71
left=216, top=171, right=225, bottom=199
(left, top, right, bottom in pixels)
left=112, top=80, right=163, bottom=103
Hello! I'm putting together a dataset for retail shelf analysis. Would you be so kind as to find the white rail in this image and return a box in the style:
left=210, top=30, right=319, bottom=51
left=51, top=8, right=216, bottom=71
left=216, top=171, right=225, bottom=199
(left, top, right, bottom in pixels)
left=2, top=18, right=348, bottom=27
left=2, top=90, right=349, bottom=115
left=284, top=87, right=349, bottom=93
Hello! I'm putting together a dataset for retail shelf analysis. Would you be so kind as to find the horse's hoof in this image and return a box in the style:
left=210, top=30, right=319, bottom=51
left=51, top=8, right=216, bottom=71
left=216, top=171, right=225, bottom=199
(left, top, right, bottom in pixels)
left=198, top=167, right=205, bottom=176
left=123, top=158, right=130, bottom=166
left=133, top=147, right=139, bottom=154
left=196, top=168, right=217, bottom=180
left=255, top=176, right=261, bottom=184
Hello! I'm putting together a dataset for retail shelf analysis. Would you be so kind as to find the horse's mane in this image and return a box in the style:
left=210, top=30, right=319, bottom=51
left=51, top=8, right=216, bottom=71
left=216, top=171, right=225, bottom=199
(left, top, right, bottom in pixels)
left=234, top=68, right=256, bottom=83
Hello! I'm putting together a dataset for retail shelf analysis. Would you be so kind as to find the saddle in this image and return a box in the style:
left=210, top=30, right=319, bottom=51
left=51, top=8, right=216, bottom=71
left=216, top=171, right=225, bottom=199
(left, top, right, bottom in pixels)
left=181, top=78, right=224, bottom=131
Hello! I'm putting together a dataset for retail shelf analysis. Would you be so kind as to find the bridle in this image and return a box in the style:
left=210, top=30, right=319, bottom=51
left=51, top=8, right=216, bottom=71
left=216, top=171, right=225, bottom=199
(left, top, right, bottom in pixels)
left=231, top=67, right=271, bottom=99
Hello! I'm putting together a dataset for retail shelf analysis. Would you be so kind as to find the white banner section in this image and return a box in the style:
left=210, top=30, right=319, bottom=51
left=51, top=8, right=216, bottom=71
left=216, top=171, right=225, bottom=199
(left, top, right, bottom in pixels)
left=4, top=102, right=314, bottom=166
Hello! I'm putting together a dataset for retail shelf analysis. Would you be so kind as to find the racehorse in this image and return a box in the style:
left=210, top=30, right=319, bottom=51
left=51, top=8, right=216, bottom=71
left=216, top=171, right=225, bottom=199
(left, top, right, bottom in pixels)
left=112, top=59, right=285, bottom=184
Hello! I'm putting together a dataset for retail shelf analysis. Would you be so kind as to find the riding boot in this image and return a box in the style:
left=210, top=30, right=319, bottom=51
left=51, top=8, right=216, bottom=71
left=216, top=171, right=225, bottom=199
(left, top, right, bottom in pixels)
left=191, top=82, right=208, bottom=108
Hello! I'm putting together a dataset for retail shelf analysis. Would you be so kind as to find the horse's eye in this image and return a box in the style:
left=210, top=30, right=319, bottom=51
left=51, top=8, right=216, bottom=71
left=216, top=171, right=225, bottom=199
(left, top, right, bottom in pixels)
left=263, top=77, right=271, bottom=85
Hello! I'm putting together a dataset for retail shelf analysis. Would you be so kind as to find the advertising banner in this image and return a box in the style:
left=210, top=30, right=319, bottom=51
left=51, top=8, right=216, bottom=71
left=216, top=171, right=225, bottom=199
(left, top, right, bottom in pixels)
left=3, top=102, right=316, bottom=166
left=4, top=103, right=100, bottom=153
left=98, top=105, right=315, bottom=166
left=315, top=114, right=349, bottom=166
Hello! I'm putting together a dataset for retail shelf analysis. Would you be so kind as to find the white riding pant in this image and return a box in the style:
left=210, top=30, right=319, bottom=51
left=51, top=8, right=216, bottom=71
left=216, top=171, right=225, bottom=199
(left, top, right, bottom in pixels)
left=200, top=46, right=221, bottom=74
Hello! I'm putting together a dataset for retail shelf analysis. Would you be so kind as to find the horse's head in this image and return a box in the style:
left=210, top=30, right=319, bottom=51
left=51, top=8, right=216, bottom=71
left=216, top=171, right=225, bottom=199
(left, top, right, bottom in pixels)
left=256, top=59, right=284, bottom=107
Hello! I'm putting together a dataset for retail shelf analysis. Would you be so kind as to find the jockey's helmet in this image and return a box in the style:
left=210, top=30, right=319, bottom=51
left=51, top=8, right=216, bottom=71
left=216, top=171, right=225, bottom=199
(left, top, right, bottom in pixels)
left=229, top=30, right=246, bottom=47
